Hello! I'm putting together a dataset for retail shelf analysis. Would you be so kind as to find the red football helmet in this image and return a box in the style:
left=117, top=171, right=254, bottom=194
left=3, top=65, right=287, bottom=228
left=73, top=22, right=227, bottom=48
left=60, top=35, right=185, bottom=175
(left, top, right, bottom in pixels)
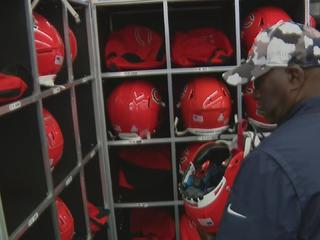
left=180, top=214, right=201, bottom=240
left=172, top=28, right=234, bottom=67
left=241, top=6, right=292, bottom=52
left=180, top=141, right=244, bottom=233
left=106, top=80, right=164, bottom=140
left=43, top=108, right=64, bottom=169
left=105, top=25, right=166, bottom=70
left=177, top=76, right=232, bottom=136
left=0, top=73, right=27, bottom=104
left=33, top=13, right=65, bottom=86
left=69, top=28, right=78, bottom=62
left=243, top=81, right=277, bottom=129
left=56, top=198, right=75, bottom=240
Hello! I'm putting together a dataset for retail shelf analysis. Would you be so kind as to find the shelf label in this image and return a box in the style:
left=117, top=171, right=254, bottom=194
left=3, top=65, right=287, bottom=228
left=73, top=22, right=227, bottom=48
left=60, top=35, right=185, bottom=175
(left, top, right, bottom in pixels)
left=196, top=67, right=209, bottom=72
left=138, top=203, right=148, bottom=207
left=28, top=212, right=39, bottom=227
left=125, top=71, right=138, bottom=76
left=90, top=150, right=96, bottom=159
left=128, top=139, right=143, bottom=144
left=82, top=78, right=89, bottom=83
left=52, top=87, right=61, bottom=95
left=9, top=101, right=21, bottom=111
left=65, top=176, right=73, bottom=186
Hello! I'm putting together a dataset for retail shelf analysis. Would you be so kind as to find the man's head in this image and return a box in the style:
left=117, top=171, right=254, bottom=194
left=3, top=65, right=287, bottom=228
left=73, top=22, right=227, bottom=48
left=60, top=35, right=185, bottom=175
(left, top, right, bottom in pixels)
left=223, top=21, right=320, bottom=123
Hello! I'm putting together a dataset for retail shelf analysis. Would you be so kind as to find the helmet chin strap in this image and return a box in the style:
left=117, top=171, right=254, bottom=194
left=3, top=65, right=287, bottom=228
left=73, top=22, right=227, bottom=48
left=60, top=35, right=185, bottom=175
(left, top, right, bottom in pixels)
left=32, top=0, right=80, bottom=23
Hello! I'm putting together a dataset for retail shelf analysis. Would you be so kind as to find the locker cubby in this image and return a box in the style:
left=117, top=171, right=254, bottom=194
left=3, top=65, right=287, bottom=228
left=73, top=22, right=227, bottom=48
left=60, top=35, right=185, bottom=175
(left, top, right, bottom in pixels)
left=20, top=207, right=56, bottom=240
left=33, top=0, right=69, bottom=86
left=58, top=174, right=88, bottom=239
left=84, top=154, right=104, bottom=207
left=68, top=5, right=91, bottom=80
left=102, top=76, right=171, bottom=141
left=172, top=73, right=238, bottom=138
left=109, top=144, right=174, bottom=203
left=115, top=207, right=176, bottom=240
left=42, top=90, right=78, bottom=187
left=168, top=0, right=237, bottom=68
left=96, top=3, right=166, bottom=72
left=75, top=82, right=97, bottom=157
left=0, top=104, right=47, bottom=234
left=0, top=1, right=35, bottom=100
left=84, top=154, right=109, bottom=239
left=240, top=0, right=305, bottom=23
left=239, top=0, right=306, bottom=58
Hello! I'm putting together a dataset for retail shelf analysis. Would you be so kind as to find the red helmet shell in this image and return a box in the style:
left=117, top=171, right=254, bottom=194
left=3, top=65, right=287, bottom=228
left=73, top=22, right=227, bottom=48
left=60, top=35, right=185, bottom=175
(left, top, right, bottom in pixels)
left=172, top=28, right=234, bottom=67
left=181, top=142, right=244, bottom=233
left=0, top=73, right=27, bottom=103
left=105, top=25, right=165, bottom=70
left=179, top=76, right=232, bottom=136
left=33, top=13, right=65, bottom=80
left=179, top=142, right=210, bottom=175
left=106, top=80, right=164, bottom=139
left=243, top=81, right=276, bottom=129
left=180, top=214, right=201, bottom=240
left=69, top=29, right=78, bottom=62
left=241, top=6, right=292, bottom=52
left=43, top=108, right=64, bottom=169
left=56, top=198, right=75, bottom=240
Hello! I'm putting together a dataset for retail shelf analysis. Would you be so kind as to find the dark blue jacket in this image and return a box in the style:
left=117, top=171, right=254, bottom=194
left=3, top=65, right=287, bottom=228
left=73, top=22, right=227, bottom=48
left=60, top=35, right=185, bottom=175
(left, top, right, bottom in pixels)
left=216, top=96, right=320, bottom=240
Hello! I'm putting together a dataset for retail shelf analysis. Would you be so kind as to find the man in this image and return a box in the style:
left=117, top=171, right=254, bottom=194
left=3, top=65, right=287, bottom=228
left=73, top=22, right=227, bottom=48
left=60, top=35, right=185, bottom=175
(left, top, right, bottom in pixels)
left=216, top=21, right=320, bottom=240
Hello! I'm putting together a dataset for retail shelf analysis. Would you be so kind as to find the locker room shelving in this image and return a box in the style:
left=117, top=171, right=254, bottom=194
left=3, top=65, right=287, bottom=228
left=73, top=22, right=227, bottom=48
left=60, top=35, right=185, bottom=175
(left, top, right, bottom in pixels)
left=0, top=0, right=110, bottom=239
left=91, top=0, right=312, bottom=239
left=0, top=0, right=317, bottom=240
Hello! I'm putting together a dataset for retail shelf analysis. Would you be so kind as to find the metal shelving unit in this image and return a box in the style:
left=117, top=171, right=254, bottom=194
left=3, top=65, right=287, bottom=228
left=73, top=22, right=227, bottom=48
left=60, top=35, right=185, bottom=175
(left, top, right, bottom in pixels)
left=91, top=0, right=311, bottom=239
left=0, top=0, right=110, bottom=239
left=0, top=0, right=316, bottom=239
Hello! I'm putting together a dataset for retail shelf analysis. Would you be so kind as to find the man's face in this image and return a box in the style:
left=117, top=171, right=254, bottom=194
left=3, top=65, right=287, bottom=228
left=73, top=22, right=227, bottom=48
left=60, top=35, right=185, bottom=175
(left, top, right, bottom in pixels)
left=253, top=68, right=294, bottom=123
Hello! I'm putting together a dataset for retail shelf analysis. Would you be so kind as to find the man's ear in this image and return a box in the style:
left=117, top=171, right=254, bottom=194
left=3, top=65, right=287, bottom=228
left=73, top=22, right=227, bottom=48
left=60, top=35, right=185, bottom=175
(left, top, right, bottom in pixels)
left=286, top=65, right=304, bottom=91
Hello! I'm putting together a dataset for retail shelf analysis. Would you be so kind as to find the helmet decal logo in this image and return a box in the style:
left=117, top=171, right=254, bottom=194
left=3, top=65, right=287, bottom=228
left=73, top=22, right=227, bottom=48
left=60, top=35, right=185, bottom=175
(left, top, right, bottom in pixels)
left=130, top=125, right=138, bottom=133
left=243, top=13, right=255, bottom=29
left=198, top=218, right=214, bottom=227
left=203, top=90, right=219, bottom=109
left=193, top=114, right=204, bottom=123
left=217, top=113, right=225, bottom=122
left=134, top=28, right=152, bottom=47
left=113, top=124, right=121, bottom=132
left=55, top=55, right=64, bottom=65
left=129, top=91, right=148, bottom=110
left=151, top=88, right=162, bottom=105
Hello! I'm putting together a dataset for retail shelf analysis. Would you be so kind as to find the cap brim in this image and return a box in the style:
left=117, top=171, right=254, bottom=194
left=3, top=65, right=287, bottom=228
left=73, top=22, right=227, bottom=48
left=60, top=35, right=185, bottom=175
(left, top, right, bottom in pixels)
left=222, top=60, right=272, bottom=86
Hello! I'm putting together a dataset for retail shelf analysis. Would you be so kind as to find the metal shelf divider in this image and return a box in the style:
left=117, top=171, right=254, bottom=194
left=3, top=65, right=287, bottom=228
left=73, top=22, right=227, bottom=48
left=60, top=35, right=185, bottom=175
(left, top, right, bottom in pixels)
left=91, top=3, right=119, bottom=240
left=0, top=0, right=311, bottom=239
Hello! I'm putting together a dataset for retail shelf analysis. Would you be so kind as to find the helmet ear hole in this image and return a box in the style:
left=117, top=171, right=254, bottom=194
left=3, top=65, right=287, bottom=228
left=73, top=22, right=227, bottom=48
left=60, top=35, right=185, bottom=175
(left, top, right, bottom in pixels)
left=188, top=89, right=194, bottom=100
left=259, top=18, right=265, bottom=27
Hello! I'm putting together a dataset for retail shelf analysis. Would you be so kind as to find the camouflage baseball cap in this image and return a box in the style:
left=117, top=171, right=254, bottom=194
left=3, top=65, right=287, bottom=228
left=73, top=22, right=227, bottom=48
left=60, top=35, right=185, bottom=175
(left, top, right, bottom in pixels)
left=223, top=21, right=320, bottom=86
